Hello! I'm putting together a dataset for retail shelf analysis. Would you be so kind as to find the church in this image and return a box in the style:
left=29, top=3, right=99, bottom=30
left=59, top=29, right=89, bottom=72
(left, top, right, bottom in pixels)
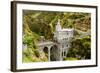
left=53, top=19, right=74, bottom=60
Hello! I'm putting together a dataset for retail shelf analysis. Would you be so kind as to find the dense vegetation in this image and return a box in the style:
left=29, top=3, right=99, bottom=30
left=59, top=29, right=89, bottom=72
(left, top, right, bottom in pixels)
left=66, top=35, right=91, bottom=60
left=22, top=10, right=91, bottom=62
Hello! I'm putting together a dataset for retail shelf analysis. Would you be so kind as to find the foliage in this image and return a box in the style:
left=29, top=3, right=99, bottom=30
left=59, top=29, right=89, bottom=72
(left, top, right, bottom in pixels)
left=34, top=50, right=40, bottom=57
left=22, top=10, right=91, bottom=62
left=23, top=33, right=37, bottom=48
left=67, top=35, right=91, bottom=59
left=22, top=48, right=34, bottom=62
left=23, top=10, right=91, bottom=40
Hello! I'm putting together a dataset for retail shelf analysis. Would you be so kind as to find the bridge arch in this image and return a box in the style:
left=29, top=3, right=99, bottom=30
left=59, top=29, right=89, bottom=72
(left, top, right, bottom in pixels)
left=50, top=45, right=58, bottom=61
left=43, top=47, right=48, bottom=54
left=37, top=41, right=59, bottom=61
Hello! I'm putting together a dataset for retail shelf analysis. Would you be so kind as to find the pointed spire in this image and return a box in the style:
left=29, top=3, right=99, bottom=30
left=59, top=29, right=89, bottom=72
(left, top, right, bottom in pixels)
left=57, top=19, right=60, bottom=25
left=56, top=19, right=62, bottom=31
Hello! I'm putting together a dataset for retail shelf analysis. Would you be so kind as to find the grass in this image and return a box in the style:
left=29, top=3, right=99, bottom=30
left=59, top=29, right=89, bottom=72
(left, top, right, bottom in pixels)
left=63, top=57, right=78, bottom=61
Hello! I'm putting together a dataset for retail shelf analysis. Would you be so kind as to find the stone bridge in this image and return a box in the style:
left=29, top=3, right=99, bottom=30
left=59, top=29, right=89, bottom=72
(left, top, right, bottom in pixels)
left=37, top=41, right=60, bottom=61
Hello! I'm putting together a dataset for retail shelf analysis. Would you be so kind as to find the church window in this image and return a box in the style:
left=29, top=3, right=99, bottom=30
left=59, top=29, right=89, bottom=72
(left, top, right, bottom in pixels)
left=66, top=44, right=68, bottom=47
left=67, top=32, right=69, bottom=35
left=64, top=51, right=66, bottom=56
left=62, top=45, right=64, bottom=48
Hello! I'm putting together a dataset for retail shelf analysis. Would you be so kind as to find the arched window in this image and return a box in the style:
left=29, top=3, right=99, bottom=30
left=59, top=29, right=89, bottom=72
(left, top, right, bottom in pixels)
left=64, top=51, right=66, bottom=56
left=66, top=44, right=68, bottom=47
left=62, top=51, right=66, bottom=57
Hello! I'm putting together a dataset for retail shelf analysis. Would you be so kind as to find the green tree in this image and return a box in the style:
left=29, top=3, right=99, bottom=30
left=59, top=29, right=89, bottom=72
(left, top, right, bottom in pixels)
left=67, top=36, right=91, bottom=59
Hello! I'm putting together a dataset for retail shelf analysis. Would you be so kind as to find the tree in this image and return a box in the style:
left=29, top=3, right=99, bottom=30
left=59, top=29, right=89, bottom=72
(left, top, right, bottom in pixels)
left=67, top=35, right=91, bottom=59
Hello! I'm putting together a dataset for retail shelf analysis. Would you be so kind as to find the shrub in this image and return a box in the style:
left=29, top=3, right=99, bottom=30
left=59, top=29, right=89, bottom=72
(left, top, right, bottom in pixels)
left=34, top=50, right=40, bottom=57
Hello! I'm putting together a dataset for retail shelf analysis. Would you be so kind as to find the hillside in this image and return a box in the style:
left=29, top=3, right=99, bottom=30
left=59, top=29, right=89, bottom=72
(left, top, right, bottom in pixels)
left=23, top=10, right=91, bottom=39
left=22, top=10, right=91, bottom=62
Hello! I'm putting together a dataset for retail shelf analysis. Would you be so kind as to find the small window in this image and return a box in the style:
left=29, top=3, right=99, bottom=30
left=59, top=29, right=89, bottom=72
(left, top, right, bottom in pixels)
left=62, top=45, right=64, bottom=48
left=67, top=32, right=69, bottom=35
left=64, top=51, right=66, bottom=56
left=62, top=52, right=63, bottom=57
left=66, top=44, right=68, bottom=47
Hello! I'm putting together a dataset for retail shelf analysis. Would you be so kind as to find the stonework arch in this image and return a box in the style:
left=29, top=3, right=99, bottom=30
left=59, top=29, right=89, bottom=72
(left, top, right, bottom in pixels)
left=50, top=45, right=59, bottom=61
left=43, top=47, right=48, bottom=54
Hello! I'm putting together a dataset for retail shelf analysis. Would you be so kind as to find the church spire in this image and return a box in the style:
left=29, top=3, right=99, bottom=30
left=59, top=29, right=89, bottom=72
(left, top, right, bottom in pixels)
left=57, top=19, right=60, bottom=25
left=56, top=19, right=62, bottom=31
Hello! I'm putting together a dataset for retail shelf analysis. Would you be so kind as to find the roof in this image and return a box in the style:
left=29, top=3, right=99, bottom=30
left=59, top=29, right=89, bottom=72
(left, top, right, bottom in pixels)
left=37, top=41, right=55, bottom=47
left=59, top=28, right=74, bottom=32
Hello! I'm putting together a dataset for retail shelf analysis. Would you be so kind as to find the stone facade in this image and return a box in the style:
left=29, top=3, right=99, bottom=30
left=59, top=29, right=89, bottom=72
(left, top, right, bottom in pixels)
left=54, top=19, right=73, bottom=60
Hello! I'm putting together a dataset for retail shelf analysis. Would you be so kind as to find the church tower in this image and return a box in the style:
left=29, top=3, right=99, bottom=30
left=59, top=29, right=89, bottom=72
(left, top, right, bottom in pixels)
left=54, top=19, right=74, bottom=61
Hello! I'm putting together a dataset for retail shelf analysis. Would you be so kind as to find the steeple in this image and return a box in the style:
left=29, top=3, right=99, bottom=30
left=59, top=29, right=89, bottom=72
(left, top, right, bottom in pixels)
left=56, top=19, right=62, bottom=31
